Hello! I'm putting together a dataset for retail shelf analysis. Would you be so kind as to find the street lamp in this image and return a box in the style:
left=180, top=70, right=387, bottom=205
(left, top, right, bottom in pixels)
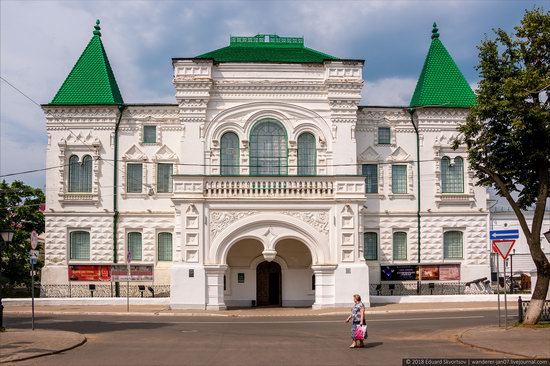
left=0, top=230, right=14, bottom=332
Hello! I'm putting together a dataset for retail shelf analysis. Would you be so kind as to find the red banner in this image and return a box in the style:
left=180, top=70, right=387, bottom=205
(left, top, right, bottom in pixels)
left=68, top=265, right=111, bottom=281
left=420, top=266, right=439, bottom=281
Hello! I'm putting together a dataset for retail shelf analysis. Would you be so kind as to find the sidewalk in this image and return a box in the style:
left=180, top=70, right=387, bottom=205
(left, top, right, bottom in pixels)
left=4, top=301, right=514, bottom=317
left=0, top=329, right=86, bottom=363
left=458, top=325, right=550, bottom=359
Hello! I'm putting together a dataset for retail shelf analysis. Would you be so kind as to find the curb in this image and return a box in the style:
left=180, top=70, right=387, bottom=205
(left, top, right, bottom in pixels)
left=456, top=328, right=530, bottom=359
left=4, top=306, right=503, bottom=318
left=3, top=335, right=87, bottom=363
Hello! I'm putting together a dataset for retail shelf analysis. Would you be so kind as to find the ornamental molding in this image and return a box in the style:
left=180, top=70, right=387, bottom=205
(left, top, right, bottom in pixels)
left=44, top=107, right=119, bottom=119
left=209, top=210, right=329, bottom=240
left=123, top=145, right=147, bottom=161
left=358, top=146, right=381, bottom=163
left=153, top=145, right=178, bottom=161
left=58, top=131, right=101, bottom=147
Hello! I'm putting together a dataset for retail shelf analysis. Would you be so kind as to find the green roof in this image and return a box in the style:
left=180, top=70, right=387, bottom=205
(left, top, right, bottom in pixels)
left=195, top=34, right=339, bottom=63
left=409, top=23, right=476, bottom=109
left=50, top=20, right=123, bottom=105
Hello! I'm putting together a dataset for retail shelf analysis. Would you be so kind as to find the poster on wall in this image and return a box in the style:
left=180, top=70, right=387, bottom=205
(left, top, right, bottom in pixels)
left=420, top=266, right=439, bottom=281
left=111, top=265, right=154, bottom=281
left=439, top=264, right=461, bottom=280
left=68, top=265, right=111, bottom=281
left=381, top=265, right=419, bottom=281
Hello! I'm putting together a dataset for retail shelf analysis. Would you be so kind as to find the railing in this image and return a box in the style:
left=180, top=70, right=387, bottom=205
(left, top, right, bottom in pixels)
left=40, top=284, right=170, bottom=298
left=369, top=282, right=489, bottom=296
left=204, top=177, right=335, bottom=199
left=518, top=296, right=550, bottom=323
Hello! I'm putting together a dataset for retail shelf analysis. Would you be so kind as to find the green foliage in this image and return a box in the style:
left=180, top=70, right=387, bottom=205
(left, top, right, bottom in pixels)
left=455, top=8, right=550, bottom=209
left=0, top=180, right=45, bottom=291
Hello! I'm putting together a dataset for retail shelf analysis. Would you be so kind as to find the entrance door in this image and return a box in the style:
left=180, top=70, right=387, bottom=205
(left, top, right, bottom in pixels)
left=256, top=261, right=281, bottom=306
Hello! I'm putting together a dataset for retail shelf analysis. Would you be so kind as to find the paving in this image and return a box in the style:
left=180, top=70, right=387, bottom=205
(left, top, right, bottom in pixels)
left=0, top=329, right=86, bottom=363
left=4, top=302, right=547, bottom=364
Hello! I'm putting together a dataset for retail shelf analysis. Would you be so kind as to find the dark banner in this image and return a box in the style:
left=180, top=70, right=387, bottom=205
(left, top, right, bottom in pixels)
left=381, top=265, right=419, bottom=281
left=68, top=265, right=111, bottom=281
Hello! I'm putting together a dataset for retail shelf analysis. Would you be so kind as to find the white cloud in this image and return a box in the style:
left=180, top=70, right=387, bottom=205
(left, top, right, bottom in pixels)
left=362, top=77, right=417, bottom=106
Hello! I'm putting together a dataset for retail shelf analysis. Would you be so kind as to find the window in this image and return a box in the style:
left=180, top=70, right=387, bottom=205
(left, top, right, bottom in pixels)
left=127, top=163, right=143, bottom=193
left=297, top=133, right=316, bottom=176
left=249, top=119, right=287, bottom=176
left=68, top=155, right=92, bottom=193
left=128, top=232, right=142, bottom=261
left=441, top=157, right=464, bottom=193
left=378, top=127, right=391, bottom=144
left=220, top=132, right=240, bottom=175
left=69, top=231, right=90, bottom=260
left=157, top=232, right=172, bottom=261
left=392, top=165, right=407, bottom=193
left=363, top=232, right=378, bottom=260
left=444, top=231, right=463, bottom=259
left=393, top=232, right=407, bottom=260
left=157, top=163, right=173, bottom=193
left=143, top=125, right=156, bottom=143
left=362, top=164, right=378, bottom=193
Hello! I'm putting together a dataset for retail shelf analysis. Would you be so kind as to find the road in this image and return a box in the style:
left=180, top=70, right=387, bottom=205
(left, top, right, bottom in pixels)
left=4, top=310, right=509, bottom=366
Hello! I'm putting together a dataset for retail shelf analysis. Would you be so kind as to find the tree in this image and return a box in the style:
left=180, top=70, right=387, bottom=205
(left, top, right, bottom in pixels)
left=0, top=180, right=45, bottom=293
left=455, top=8, right=550, bottom=324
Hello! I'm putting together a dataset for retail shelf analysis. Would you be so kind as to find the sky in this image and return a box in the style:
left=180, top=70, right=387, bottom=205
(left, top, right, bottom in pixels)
left=0, top=0, right=546, bottom=190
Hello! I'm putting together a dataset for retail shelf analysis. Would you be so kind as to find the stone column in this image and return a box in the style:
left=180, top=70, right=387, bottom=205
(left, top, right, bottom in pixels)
left=311, top=265, right=337, bottom=308
left=205, top=264, right=228, bottom=310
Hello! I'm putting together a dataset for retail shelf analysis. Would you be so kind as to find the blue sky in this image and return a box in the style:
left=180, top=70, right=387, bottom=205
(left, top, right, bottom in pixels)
left=0, top=0, right=546, bottom=189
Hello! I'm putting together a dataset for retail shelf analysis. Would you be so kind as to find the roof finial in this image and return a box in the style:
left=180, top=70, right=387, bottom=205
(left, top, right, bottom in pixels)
left=431, top=22, right=439, bottom=40
left=93, top=19, right=101, bottom=37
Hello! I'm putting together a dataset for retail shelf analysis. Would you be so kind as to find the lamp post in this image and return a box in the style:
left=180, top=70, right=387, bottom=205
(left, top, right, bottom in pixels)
left=510, top=249, right=515, bottom=294
left=0, top=230, right=15, bottom=332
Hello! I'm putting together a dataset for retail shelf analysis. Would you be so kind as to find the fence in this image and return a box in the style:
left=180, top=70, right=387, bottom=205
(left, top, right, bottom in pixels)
left=40, top=284, right=170, bottom=298
left=369, top=281, right=494, bottom=296
left=518, top=296, right=550, bottom=323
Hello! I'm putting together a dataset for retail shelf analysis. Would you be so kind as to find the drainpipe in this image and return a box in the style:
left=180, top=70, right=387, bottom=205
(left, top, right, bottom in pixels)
left=407, top=108, right=421, bottom=293
left=113, top=104, right=126, bottom=297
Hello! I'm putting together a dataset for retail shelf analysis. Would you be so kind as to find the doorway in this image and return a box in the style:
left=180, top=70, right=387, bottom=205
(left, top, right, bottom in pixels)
left=256, top=261, right=281, bottom=306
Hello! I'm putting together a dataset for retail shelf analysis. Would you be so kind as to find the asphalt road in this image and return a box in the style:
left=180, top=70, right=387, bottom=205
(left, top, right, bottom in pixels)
left=4, top=310, right=510, bottom=366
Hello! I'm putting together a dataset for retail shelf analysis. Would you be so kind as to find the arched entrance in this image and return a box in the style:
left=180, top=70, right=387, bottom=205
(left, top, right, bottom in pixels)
left=256, top=261, right=282, bottom=306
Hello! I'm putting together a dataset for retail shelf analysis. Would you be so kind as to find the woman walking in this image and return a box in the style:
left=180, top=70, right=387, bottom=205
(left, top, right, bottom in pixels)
left=345, top=294, right=365, bottom=348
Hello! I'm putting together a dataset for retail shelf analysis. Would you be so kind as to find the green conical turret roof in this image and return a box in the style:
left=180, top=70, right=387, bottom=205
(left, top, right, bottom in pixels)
left=50, top=20, right=124, bottom=105
left=409, top=23, right=476, bottom=109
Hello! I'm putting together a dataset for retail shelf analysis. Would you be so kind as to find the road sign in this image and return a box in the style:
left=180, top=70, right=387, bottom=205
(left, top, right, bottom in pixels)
left=31, top=230, right=38, bottom=249
left=492, top=239, right=516, bottom=260
left=127, top=250, right=132, bottom=264
left=490, top=229, right=519, bottom=240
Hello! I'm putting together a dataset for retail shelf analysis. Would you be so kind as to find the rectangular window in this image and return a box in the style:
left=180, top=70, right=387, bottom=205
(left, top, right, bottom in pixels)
left=392, top=165, right=407, bottom=194
left=157, top=232, right=173, bottom=261
left=378, top=127, right=391, bottom=144
left=128, top=232, right=142, bottom=261
left=362, top=164, right=378, bottom=193
left=127, top=163, right=143, bottom=193
left=363, top=232, right=378, bottom=260
left=69, top=231, right=90, bottom=260
left=157, top=163, right=173, bottom=193
left=393, top=232, right=407, bottom=260
left=143, top=125, right=156, bottom=143
left=444, top=231, right=463, bottom=259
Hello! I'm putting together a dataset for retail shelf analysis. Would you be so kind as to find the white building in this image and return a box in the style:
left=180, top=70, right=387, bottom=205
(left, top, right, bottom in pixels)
left=41, top=21, right=490, bottom=309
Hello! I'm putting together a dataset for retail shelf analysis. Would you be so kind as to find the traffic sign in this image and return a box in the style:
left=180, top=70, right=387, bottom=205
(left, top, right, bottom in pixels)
left=127, top=250, right=132, bottom=264
left=490, top=229, right=519, bottom=240
left=492, top=239, right=516, bottom=260
left=31, top=230, right=38, bottom=249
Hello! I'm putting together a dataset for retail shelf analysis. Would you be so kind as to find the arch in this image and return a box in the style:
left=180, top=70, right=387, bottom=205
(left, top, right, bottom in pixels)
left=211, top=213, right=329, bottom=266
left=68, top=155, right=80, bottom=192
left=249, top=119, right=288, bottom=176
left=297, top=132, right=316, bottom=176
left=249, top=254, right=289, bottom=270
left=220, top=132, right=240, bottom=175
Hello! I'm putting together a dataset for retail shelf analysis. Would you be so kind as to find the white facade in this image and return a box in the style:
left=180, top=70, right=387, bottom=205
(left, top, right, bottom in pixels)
left=42, top=58, right=491, bottom=309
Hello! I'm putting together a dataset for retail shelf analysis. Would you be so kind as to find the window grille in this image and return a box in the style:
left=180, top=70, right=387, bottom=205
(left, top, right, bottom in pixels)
left=128, top=232, right=142, bottom=261
left=220, top=132, right=240, bottom=175
left=249, top=120, right=287, bottom=176
left=392, top=165, right=407, bottom=193
left=362, top=164, right=378, bottom=193
left=393, top=232, right=407, bottom=260
left=157, top=232, right=173, bottom=261
left=157, top=163, right=173, bottom=193
left=70, top=231, right=90, bottom=260
left=364, top=232, right=378, bottom=260
left=127, top=163, right=143, bottom=193
left=441, top=157, right=464, bottom=193
left=378, top=127, right=391, bottom=144
left=143, top=125, right=156, bottom=143
left=444, top=231, right=463, bottom=259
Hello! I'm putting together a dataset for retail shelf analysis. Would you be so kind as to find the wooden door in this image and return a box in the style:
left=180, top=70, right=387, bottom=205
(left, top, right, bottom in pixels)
left=256, top=261, right=281, bottom=306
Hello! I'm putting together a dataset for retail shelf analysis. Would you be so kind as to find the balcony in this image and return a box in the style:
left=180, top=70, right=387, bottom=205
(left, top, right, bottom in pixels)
left=172, top=175, right=365, bottom=200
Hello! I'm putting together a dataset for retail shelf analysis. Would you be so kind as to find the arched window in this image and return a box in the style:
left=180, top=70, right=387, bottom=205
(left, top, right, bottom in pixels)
left=441, top=156, right=464, bottom=193
left=220, top=132, right=240, bottom=175
left=444, top=231, right=463, bottom=259
left=128, top=232, right=142, bottom=261
left=69, top=231, right=90, bottom=260
left=249, top=120, right=287, bottom=176
left=393, top=232, right=407, bottom=260
left=158, top=232, right=173, bottom=262
left=68, top=155, right=92, bottom=193
left=297, top=133, right=316, bottom=176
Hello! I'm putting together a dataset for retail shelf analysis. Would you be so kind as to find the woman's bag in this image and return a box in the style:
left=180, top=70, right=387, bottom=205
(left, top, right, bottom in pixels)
left=354, top=326, right=364, bottom=340
left=361, top=324, right=368, bottom=340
